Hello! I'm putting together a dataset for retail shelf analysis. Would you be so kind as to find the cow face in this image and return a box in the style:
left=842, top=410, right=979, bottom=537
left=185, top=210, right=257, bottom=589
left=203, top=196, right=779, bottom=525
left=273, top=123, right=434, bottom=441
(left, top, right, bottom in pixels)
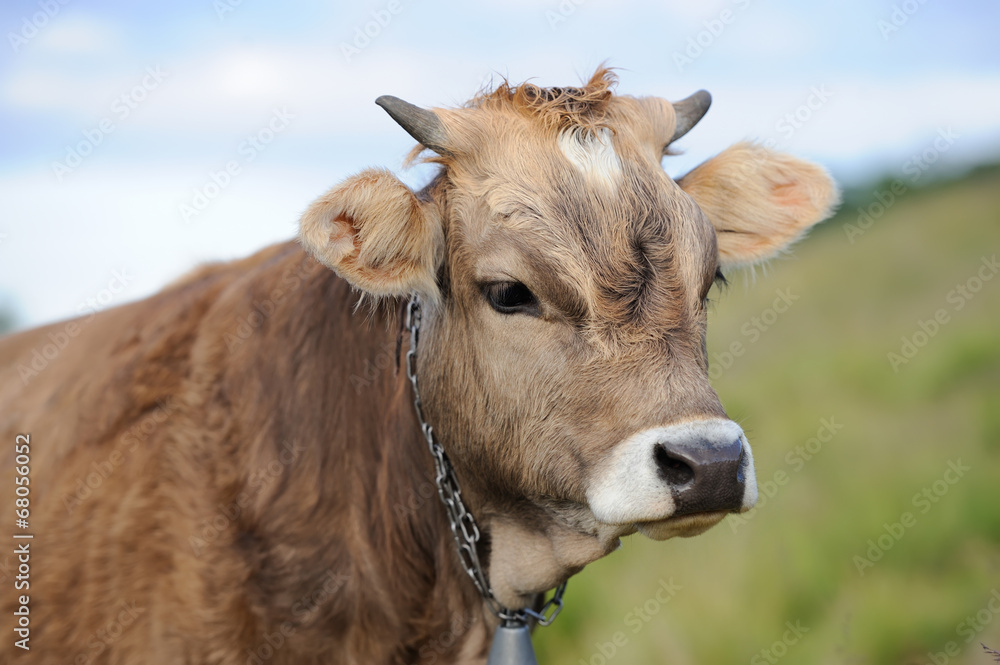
left=300, top=68, right=838, bottom=608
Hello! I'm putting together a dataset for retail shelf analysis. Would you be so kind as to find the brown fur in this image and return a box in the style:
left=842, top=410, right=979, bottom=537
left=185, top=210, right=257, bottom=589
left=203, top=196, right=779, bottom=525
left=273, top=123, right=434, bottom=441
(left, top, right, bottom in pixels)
left=0, top=67, right=837, bottom=664
left=2, top=245, right=489, bottom=664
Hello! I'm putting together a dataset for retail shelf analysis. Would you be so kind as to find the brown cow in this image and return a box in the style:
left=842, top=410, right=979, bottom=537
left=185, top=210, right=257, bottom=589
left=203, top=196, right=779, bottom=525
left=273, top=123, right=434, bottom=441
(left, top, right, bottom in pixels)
left=0, top=67, right=837, bottom=664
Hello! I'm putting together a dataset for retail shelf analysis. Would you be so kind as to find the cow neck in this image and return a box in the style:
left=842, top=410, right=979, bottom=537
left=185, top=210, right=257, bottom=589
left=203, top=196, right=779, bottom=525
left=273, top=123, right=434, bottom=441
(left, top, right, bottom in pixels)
left=403, top=295, right=568, bottom=631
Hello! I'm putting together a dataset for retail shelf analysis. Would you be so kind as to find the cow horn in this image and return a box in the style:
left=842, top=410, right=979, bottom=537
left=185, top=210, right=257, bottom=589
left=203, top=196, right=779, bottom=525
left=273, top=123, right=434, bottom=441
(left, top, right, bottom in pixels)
left=375, top=95, right=450, bottom=155
left=670, top=90, right=712, bottom=143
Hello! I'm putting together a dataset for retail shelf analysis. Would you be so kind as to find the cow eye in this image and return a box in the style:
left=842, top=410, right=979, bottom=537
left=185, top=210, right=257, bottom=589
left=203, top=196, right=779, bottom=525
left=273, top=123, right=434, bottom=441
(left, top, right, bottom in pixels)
left=482, top=281, right=538, bottom=315
left=702, top=268, right=727, bottom=307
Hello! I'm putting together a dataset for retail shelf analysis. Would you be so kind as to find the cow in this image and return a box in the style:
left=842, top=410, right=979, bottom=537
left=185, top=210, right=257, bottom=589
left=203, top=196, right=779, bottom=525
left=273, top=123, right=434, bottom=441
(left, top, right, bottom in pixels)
left=0, top=67, right=837, bottom=664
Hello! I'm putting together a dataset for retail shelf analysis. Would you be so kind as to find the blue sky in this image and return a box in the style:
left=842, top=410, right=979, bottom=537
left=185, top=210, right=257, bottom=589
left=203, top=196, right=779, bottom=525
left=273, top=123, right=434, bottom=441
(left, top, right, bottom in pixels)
left=1, top=0, right=999, bottom=328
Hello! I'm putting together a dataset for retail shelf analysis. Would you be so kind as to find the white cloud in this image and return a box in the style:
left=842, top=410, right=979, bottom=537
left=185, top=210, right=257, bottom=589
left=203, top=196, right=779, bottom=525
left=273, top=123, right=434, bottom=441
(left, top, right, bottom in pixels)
left=4, top=65, right=1000, bottom=329
left=0, top=44, right=486, bottom=133
left=0, top=163, right=318, bottom=329
left=3, top=68, right=82, bottom=108
left=34, top=15, right=120, bottom=55
left=4, top=4, right=1000, bottom=330
left=656, top=72, right=1000, bottom=179
left=210, top=49, right=288, bottom=99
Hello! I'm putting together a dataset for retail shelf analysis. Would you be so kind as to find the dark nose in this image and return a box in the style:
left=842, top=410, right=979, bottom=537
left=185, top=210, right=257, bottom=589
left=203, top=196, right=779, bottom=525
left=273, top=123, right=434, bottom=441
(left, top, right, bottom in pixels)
left=653, top=435, right=746, bottom=517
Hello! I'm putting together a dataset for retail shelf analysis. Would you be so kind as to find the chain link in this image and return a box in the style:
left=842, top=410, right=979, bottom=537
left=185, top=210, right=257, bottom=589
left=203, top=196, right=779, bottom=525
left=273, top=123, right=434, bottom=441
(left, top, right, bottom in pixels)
left=404, top=296, right=567, bottom=626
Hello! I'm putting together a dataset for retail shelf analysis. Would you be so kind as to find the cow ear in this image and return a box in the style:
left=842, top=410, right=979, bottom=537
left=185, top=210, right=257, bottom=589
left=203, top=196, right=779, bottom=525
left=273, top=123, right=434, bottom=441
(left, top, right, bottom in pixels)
left=677, top=142, right=839, bottom=267
left=299, top=168, right=443, bottom=299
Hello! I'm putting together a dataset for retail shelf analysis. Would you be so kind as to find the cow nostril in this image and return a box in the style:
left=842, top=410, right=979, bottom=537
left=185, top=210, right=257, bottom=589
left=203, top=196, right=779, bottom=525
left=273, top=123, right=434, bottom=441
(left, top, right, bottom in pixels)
left=654, top=444, right=695, bottom=487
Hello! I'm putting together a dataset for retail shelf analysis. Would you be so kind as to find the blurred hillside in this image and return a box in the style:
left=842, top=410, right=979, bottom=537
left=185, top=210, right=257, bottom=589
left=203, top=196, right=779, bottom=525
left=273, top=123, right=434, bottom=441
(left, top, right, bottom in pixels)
left=537, top=165, right=1000, bottom=664
left=0, top=302, right=15, bottom=335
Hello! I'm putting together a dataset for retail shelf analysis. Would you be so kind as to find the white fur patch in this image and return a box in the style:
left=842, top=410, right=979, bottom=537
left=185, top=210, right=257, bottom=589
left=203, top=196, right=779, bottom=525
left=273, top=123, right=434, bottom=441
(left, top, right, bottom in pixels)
left=586, top=418, right=758, bottom=525
left=556, top=127, right=622, bottom=188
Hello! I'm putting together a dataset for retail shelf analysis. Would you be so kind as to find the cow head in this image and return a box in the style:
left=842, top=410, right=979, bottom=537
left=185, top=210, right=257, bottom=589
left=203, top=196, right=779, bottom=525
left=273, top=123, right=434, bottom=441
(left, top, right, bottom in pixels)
left=300, top=68, right=838, bottom=608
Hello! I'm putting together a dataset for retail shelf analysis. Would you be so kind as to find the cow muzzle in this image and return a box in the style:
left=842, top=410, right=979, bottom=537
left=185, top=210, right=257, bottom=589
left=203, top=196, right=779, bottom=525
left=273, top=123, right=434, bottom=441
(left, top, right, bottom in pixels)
left=586, top=419, right=758, bottom=540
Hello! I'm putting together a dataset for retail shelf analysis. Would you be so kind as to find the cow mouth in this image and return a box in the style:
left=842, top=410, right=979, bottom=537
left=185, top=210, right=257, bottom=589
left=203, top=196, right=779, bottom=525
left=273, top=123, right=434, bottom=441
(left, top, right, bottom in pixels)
left=634, top=511, right=729, bottom=541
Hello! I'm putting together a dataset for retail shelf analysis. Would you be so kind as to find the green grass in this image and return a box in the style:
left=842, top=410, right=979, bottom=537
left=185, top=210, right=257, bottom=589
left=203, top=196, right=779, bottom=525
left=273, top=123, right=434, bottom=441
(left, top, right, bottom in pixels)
left=535, top=167, right=1000, bottom=665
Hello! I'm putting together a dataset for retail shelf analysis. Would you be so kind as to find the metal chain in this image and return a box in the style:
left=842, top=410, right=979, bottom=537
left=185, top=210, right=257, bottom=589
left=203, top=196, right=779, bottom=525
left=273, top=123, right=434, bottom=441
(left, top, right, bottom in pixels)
left=404, top=296, right=567, bottom=626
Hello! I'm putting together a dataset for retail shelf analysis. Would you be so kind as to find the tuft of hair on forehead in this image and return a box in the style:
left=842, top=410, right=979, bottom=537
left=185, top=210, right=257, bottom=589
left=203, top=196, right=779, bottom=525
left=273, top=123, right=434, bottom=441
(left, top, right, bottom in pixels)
left=403, top=66, right=619, bottom=168
left=468, top=65, right=618, bottom=133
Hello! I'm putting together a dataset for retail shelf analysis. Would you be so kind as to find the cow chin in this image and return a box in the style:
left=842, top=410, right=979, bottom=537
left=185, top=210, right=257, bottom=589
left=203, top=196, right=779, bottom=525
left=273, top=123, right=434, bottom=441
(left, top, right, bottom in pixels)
left=486, top=514, right=625, bottom=609
left=485, top=507, right=730, bottom=609
left=634, top=511, right=729, bottom=541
